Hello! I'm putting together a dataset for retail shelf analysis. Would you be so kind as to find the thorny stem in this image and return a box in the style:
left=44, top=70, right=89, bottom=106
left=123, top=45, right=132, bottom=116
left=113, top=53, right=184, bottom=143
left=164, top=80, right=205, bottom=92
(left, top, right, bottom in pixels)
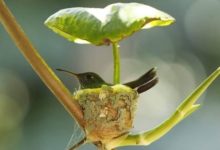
left=112, top=42, right=120, bottom=84
left=0, top=0, right=84, bottom=127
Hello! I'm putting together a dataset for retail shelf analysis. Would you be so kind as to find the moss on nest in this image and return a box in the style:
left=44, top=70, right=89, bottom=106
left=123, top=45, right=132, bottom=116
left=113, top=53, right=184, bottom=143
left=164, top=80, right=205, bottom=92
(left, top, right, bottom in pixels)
left=74, top=84, right=139, bottom=143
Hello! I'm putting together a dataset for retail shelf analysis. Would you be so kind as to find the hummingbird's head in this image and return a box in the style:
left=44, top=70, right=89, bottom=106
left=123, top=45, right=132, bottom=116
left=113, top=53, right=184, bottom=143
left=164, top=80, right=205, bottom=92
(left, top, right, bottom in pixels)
left=76, top=72, right=107, bottom=89
left=56, top=69, right=107, bottom=89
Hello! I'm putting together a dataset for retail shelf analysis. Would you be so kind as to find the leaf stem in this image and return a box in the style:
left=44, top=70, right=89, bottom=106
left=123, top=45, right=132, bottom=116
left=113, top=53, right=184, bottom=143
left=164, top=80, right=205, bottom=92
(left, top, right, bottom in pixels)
left=112, top=42, right=120, bottom=84
left=0, top=0, right=84, bottom=127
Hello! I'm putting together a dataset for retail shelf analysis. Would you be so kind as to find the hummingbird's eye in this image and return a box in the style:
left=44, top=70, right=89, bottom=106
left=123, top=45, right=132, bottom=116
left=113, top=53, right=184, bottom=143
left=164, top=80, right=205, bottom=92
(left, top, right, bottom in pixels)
left=86, top=74, right=94, bottom=80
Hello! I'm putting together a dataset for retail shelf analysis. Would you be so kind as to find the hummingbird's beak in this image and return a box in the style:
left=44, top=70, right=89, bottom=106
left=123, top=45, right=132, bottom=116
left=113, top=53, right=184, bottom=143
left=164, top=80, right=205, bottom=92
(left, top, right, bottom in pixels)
left=56, top=68, right=79, bottom=78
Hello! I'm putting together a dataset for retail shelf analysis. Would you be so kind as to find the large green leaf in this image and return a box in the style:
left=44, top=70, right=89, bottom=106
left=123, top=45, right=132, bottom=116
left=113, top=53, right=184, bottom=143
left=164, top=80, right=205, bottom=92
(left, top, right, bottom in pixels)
left=45, top=3, right=175, bottom=45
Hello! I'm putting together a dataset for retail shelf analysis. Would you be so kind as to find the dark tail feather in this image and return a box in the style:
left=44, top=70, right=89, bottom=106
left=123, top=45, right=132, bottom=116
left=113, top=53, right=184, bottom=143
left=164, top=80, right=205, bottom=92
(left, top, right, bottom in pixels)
left=124, top=67, right=157, bottom=89
left=137, top=77, right=159, bottom=94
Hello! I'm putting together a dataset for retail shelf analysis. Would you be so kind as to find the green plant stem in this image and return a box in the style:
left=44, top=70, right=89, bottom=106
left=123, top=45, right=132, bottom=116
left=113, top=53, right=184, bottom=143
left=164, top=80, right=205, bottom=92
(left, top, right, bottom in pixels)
left=112, top=42, right=120, bottom=84
left=106, top=67, right=220, bottom=149
left=0, top=0, right=84, bottom=127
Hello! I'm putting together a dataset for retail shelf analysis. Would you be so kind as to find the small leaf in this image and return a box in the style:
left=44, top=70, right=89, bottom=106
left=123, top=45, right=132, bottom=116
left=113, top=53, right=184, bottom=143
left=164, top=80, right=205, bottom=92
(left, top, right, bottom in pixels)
left=45, top=3, right=175, bottom=45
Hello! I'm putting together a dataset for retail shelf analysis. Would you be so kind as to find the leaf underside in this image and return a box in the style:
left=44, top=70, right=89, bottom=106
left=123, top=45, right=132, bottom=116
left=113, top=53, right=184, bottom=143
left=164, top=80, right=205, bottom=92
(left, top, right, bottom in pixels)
left=45, top=3, right=175, bottom=45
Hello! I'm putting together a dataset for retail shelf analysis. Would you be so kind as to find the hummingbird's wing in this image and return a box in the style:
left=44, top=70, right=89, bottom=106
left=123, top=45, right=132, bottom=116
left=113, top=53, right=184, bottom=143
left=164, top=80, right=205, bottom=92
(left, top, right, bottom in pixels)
left=124, top=67, right=157, bottom=89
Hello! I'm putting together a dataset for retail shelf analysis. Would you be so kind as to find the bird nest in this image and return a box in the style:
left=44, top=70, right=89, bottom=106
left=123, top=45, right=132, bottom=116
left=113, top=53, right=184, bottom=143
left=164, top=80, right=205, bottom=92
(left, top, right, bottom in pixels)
left=74, top=84, right=139, bottom=143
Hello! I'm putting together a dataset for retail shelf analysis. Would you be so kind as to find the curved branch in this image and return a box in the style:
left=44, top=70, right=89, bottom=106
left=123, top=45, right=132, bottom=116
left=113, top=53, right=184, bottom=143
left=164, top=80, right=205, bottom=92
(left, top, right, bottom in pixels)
left=0, top=0, right=84, bottom=127
left=107, top=67, right=220, bottom=149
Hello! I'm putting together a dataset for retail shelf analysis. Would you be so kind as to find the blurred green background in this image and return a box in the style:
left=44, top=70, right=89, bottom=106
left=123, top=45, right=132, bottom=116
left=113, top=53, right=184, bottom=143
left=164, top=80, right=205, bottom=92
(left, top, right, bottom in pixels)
left=0, top=0, right=220, bottom=150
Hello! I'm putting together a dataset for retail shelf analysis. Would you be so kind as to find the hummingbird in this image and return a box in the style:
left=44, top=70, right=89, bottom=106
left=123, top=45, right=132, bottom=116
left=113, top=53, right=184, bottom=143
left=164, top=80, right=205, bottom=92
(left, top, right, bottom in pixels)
left=56, top=68, right=158, bottom=94
left=56, top=69, right=111, bottom=89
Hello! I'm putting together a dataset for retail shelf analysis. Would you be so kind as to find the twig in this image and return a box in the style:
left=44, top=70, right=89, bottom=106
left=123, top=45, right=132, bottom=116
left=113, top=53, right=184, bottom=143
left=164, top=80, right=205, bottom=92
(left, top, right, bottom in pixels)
left=0, top=0, right=84, bottom=127
left=68, top=137, right=87, bottom=150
